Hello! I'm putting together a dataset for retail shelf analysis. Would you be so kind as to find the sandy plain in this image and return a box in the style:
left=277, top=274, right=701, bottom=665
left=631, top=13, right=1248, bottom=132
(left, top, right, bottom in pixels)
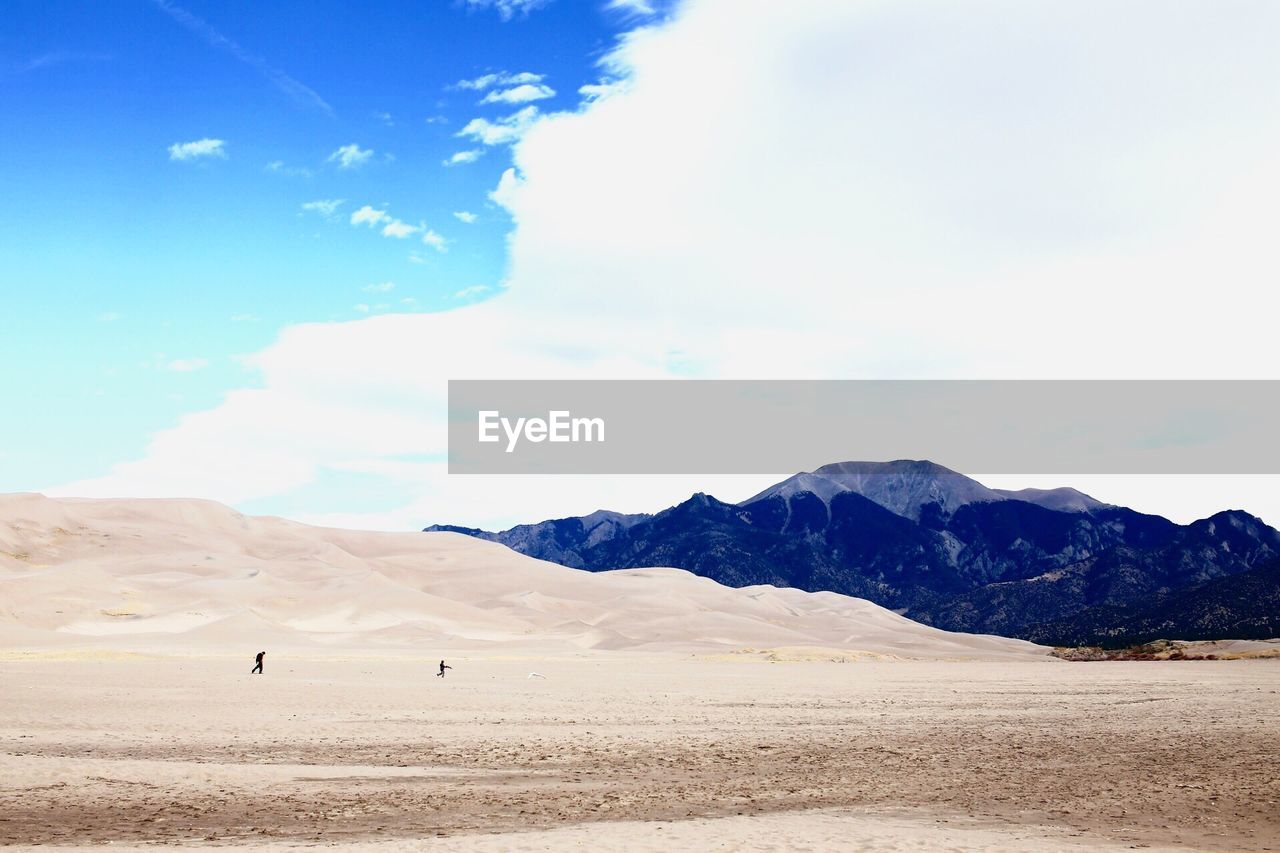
left=2, top=494, right=1278, bottom=850
left=2, top=653, right=1277, bottom=851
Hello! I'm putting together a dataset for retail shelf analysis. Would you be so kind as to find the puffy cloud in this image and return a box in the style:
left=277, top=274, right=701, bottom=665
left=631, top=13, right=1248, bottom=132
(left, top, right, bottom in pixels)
left=351, top=206, right=434, bottom=242
left=457, top=106, right=540, bottom=146
left=578, top=81, right=628, bottom=102
left=421, top=230, right=448, bottom=252
left=444, top=149, right=484, bottom=166
left=60, top=0, right=1280, bottom=530
left=480, top=83, right=556, bottom=105
left=455, top=70, right=544, bottom=91
left=328, top=143, right=373, bottom=169
left=350, top=205, right=389, bottom=227
left=301, top=199, right=344, bottom=217
left=453, top=211, right=478, bottom=224
left=381, top=219, right=419, bottom=239
left=168, top=138, right=225, bottom=161
left=606, top=0, right=657, bottom=15
left=363, top=282, right=396, bottom=294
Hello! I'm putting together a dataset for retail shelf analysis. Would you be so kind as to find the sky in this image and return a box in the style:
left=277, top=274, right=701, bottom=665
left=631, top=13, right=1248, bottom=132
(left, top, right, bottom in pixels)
left=2, top=0, right=646, bottom=487
left=4, top=0, right=1280, bottom=531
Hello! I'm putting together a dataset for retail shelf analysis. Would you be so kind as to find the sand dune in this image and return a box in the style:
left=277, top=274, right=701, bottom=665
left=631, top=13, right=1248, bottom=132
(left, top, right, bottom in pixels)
left=0, top=493, right=1040, bottom=658
left=6, top=494, right=1278, bottom=852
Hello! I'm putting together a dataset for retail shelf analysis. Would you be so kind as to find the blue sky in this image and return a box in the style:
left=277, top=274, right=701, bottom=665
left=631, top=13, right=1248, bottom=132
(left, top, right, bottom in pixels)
left=1, top=0, right=654, bottom=490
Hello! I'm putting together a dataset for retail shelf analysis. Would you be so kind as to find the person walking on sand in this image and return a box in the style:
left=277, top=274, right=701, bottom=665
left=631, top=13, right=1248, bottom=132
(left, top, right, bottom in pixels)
left=437, top=660, right=452, bottom=678
left=251, top=651, right=265, bottom=675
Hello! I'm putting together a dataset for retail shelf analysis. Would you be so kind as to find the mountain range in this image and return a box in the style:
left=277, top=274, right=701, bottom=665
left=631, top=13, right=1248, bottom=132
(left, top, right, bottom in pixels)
left=426, top=460, right=1280, bottom=647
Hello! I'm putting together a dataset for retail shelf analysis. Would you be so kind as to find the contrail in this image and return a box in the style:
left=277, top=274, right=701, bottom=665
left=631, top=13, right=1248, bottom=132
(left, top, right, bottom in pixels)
left=151, top=0, right=334, bottom=117
left=22, top=51, right=114, bottom=72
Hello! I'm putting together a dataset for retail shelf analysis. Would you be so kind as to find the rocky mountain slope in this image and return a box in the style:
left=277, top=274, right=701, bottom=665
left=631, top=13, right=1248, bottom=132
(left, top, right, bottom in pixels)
left=1025, top=559, right=1280, bottom=647
left=426, top=461, right=1280, bottom=646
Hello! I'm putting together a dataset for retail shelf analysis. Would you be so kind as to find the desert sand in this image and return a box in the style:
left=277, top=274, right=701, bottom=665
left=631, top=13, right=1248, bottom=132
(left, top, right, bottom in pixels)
left=2, top=494, right=1278, bottom=850
left=0, top=493, right=1039, bottom=658
left=2, top=655, right=1278, bottom=851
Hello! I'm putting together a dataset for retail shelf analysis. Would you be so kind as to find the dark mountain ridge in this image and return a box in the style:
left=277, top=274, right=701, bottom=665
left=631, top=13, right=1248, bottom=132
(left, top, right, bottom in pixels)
left=426, top=460, right=1280, bottom=646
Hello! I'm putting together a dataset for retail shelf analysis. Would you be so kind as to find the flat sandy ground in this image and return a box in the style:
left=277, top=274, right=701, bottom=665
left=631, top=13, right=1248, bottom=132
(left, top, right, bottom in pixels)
left=1, top=653, right=1277, bottom=851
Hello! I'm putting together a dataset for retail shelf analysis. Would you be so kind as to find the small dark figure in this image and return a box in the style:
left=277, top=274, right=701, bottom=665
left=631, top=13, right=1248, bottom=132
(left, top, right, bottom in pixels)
left=437, top=660, right=452, bottom=678
left=251, top=651, right=265, bottom=674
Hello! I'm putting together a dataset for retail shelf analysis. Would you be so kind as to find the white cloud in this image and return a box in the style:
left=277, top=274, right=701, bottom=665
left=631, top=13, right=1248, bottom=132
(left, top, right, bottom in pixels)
left=480, top=83, right=556, bottom=105
left=166, top=357, right=209, bottom=373
left=301, top=199, right=344, bottom=217
left=488, top=166, right=522, bottom=209
left=328, top=143, right=373, bottom=169
left=267, top=161, right=312, bottom=178
left=420, top=230, right=448, bottom=252
left=606, top=0, right=657, bottom=15
left=454, top=71, right=543, bottom=91
left=363, top=281, right=396, bottom=294
left=460, top=0, right=549, bottom=22
left=350, top=205, right=390, bottom=227
left=452, top=284, right=491, bottom=299
left=457, top=106, right=540, bottom=146
left=353, top=303, right=370, bottom=313
left=266, top=160, right=313, bottom=178
left=350, top=206, right=430, bottom=241
left=381, top=219, right=420, bottom=239
left=578, top=81, right=628, bottom=101
left=444, top=149, right=484, bottom=167
left=453, top=211, right=478, bottom=224
left=168, top=138, right=225, bottom=161
left=59, top=0, right=1280, bottom=531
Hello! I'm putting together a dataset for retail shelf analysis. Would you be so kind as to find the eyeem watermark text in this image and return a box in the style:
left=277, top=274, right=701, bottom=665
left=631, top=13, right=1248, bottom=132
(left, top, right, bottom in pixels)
left=451, top=380, right=1280, bottom=474
left=478, top=410, right=606, bottom=453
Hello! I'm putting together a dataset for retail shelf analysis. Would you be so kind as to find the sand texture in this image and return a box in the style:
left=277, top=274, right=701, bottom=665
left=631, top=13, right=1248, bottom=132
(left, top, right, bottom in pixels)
left=1, top=656, right=1277, bottom=850
left=0, top=493, right=1040, bottom=659
left=2, top=494, right=1277, bottom=850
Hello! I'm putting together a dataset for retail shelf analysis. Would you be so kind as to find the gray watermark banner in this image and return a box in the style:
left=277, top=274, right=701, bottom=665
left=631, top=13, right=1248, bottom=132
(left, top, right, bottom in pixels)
left=448, top=380, right=1280, bottom=475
